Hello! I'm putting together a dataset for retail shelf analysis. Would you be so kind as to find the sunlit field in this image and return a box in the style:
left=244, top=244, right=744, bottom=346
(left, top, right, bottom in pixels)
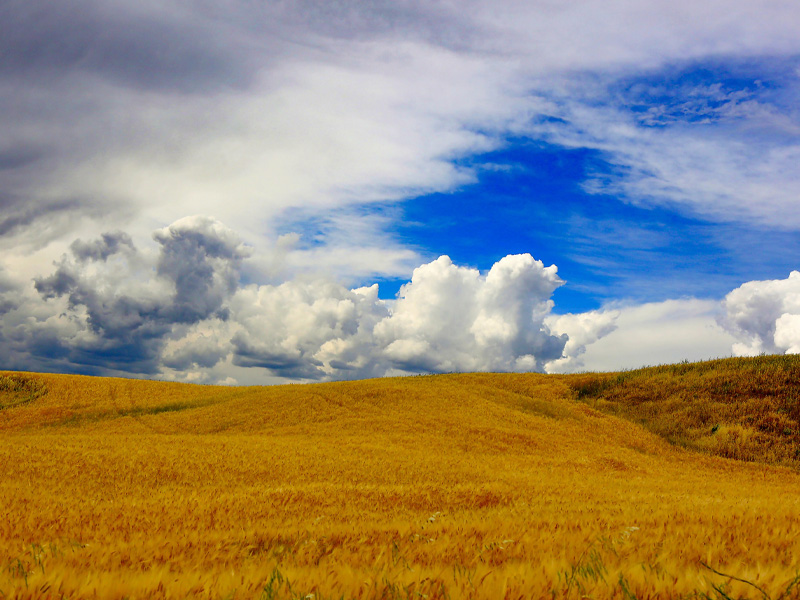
left=3, top=357, right=800, bottom=599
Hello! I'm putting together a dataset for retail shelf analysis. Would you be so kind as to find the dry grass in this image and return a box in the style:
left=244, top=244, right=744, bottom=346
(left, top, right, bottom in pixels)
left=1, top=363, right=800, bottom=598
left=564, top=354, right=800, bottom=466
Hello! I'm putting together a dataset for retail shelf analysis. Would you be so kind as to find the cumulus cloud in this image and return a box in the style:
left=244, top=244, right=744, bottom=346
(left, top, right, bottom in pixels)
left=775, top=314, right=800, bottom=355
left=544, top=310, right=620, bottom=373
left=153, top=216, right=250, bottom=323
left=721, top=271, right=800, bottom=356
left=225, top=253, right=571, bottom=380
left=0, top=217, right=591, bottom=382
left=376, top=255, right=566, bottom=373
left=8, top=213, right=799, bottom=383
left=229, top=281, right=389, bottom=380
left=161, top=319, right=236, bottom=372
left=28, top=216, right=248, bottom=374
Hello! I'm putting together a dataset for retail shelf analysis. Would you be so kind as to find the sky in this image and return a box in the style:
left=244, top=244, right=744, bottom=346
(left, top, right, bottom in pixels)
left=2, top=0, right=800, bottom=384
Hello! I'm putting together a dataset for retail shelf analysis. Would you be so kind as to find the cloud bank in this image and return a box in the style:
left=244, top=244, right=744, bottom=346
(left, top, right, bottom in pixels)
left=5, top=216, right=800, bottom=383
left=0, top=217, right=586, bottom=383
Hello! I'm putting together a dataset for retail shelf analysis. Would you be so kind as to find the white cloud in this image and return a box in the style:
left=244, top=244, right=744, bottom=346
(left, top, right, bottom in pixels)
left=525, top=77, right=800, bottom=228
left=721, top=271, right=800, bottom=355
left=226, top=253, right=568, bottom=380
left=375, top=254, right=566, bottom=373
left=0, top=39, right=520, bottom=254
left=544, top=309, right=620, bottom=373
left=775, top=314, right=800, bottom=354
left=229, top=280, right=390, bottom=380
left=570, top=299, right=737, bottom=372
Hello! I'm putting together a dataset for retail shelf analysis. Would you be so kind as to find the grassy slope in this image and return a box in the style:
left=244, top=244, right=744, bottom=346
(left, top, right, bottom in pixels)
left=562, top=354, right=800, bottom=467
left=1, top=359, right=800, bottom=598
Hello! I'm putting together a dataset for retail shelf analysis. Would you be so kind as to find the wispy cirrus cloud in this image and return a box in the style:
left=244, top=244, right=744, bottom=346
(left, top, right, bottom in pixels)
left=525, top=60, right=800, bottom=228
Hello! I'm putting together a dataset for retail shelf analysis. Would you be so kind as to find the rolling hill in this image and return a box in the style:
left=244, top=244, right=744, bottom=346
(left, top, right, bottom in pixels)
left=2, top=357, right=800, bottom=599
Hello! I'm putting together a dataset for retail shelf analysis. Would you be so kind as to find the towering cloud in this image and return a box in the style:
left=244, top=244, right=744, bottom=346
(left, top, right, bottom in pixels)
left=375, top=255, right=566, bottom=373
left=153, top=216, right=251, bottom=323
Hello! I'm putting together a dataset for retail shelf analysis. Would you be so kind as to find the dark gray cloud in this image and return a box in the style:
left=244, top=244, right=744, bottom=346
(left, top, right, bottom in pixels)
left=153, top=216, right=250, bottom=324
left=0, top=0, right=257, bottom=93
left=31, top=216, right=248, bottom=374
left=34, top=267, right=78, bottom=300
left=231, top=333, right=327, bottom=380
left=34, top=264, right=173, bottom=373
left=0, top=146, right=43, bottom=171
left=0, top=196, right=84, bottom=238
left=70, top=231, right=135, bottom=262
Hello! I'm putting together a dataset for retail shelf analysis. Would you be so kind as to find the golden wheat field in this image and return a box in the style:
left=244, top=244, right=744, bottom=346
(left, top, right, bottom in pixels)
left=3, top=357, right=800, bottom=599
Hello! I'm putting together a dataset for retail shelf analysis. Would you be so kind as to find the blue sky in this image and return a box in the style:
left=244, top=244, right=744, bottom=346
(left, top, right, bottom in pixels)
left=377, top=142, right=742, bottom=311
left=387, top=135, right=800, bottom=313
left=1, top=1, right=800, bottom=383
